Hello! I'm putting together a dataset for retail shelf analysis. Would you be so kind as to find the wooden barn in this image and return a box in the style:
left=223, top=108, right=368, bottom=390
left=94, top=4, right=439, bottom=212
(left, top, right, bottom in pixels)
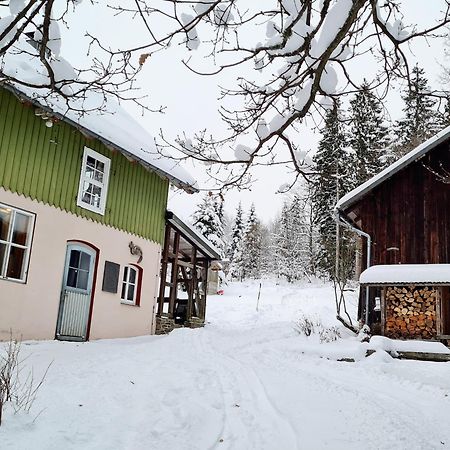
left=335, top=127, right=450, bottom=341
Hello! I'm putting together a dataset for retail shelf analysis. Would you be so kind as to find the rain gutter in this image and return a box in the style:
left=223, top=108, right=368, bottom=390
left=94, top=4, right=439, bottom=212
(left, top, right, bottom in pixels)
left=334, top=209, right=372, bottom=325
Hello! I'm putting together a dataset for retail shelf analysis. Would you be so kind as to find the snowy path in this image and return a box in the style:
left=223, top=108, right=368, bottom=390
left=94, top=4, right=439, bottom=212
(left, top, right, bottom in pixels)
left=1, top=280, right=450, bottom=449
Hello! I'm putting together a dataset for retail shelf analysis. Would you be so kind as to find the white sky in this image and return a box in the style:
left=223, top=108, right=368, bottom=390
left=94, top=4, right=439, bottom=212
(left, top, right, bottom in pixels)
left=59, top=1, right=449, bottom=223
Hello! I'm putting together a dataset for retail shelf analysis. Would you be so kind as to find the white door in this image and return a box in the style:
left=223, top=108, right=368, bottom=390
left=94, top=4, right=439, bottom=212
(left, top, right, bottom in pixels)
left=56, top=243, right=96, bottom=341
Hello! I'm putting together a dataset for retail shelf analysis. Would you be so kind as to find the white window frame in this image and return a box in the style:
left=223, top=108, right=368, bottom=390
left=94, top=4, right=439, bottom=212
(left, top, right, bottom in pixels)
left=0, top=203, right=35, bottom=283
left=121, top=265, right=139, bottom=305
left=76, top=147, right=111, bottom=215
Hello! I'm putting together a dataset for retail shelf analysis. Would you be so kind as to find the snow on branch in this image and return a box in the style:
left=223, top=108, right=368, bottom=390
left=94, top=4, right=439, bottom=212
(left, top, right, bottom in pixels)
left=1, top=1, right=450, bottom=189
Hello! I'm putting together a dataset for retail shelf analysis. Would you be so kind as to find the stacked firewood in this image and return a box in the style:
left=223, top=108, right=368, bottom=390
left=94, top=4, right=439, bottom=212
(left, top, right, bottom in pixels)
left=385, top=286, right=437, bottom=339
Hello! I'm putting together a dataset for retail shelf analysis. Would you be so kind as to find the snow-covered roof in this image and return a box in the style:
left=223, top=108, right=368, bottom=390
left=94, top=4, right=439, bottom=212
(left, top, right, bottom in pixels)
left=335, top=125, right=450, bottom=212
left=360, top=264, right=450, bottom=286
left=0, top=37, right=198, bottom=193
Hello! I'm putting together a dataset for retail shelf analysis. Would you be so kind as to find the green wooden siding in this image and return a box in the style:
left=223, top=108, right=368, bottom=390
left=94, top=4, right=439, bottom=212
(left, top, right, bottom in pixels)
left=0, top=88, right=168, bottom=244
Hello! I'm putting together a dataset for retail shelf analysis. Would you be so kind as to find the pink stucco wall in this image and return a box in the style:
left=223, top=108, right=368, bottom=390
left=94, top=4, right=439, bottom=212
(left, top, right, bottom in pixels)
left=0, top=188, right=161, bottom=341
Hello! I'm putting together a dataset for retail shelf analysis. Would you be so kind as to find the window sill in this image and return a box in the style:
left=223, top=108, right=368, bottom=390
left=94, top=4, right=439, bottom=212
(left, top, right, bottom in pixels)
left=120, top=300, right=139, bottom=307
left=76, top=200, right=105, bottom=216
left=0, top=276, right=27, bottom=285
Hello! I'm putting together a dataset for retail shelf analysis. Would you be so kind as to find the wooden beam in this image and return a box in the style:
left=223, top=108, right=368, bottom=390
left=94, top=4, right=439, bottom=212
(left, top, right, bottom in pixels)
left=168, top=230, right=180, bottom=318
left=177, top=260, right=194, bottom=269
left=394, top=351, right=450, bottom=362
left=187, top=247, right=196, bottom=321
left=198, top=260, right=209, bottom=320
left=337, top=349, right=450, bottom=362
left=436, top=287, right=442, bottom=337
left=157, top=224, right=171, bottom=316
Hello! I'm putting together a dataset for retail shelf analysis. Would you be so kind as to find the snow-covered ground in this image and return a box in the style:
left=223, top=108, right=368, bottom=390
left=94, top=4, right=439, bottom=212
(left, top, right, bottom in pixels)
left=1, top=280, right=450, bottom=450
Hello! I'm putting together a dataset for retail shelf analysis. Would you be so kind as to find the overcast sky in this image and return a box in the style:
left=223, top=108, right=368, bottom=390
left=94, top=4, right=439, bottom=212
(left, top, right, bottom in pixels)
left=60, top=1, right=449, bottom=223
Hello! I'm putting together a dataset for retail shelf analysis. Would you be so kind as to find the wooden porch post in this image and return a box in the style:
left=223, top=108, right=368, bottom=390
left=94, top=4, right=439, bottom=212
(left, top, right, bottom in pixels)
left=187, top=247, right=197, bottom=320
left=168, top=230, right=180, bottom=318
left=200, top=259, right=209, bottom=320
left=157, top=224, right=171, bottom=316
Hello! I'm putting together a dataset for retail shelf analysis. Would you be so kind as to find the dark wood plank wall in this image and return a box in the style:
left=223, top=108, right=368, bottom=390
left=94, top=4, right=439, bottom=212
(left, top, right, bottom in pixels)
left=347, top=144, right=450, bottom=270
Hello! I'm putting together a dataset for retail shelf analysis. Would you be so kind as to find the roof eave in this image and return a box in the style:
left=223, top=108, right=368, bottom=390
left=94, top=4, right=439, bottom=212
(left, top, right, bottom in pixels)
left=336, top=126, right=450, bottom=213
left=166, top=211, right=221, bottom=260
left=2, top=83, right=199, bottom=194
left=360, top=282, right=450, bottom=287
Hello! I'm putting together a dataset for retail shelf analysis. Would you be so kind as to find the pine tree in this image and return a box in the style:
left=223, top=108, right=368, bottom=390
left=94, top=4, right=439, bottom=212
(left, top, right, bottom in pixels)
left=271, top=194, right=313, bottom=282
left=191, top=192, right=224, bottom=254
left=227, top=202, right=245, bottom=279
left=216, top=193, right=225, bottom=232
left=311, top=102, right=352, bottom=277
left=395, top=66, right=440, bottom=156
left=303, top=185, right=320, bottom=277
left=241, top=204, right=263, bottom=279
left=289, top=194, right=310, bottom=279
left=258, top=223, right=273, bottom=277
left=349, top=81, right=390, bottom=185
left=230, top=239, right=245, bottom=281
left=438, top=97, right=450, bottom=130
left=273, top=201, right=292, bottom=281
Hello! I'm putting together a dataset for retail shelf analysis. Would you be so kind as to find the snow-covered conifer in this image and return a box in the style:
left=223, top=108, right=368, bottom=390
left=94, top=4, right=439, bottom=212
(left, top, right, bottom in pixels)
left=349, top=82, right=390, bottom=185
left=227, top=203, right=245, bottom=279
left=241, top=204, right=263, bottom=279
left=191, top=192, right=224, bottom=254
left=311, top=102, right=351, bottom=276
left=394, top=66, right=440, bottom=156
left=272, top=193, right=314, bottom=282
left=258, top=223, right=273, bottom=277
left=438, top=97, right=450, bottom=130
left=273, top=201, right=292, bottom=282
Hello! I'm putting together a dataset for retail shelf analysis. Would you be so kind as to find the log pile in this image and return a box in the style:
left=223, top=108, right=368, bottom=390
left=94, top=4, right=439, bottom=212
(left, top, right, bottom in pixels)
left=385, top=286, right=437, bottom=339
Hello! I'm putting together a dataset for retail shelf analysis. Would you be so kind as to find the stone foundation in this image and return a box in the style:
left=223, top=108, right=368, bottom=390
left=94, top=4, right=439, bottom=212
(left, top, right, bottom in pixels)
left=155, top=315, right=205, bottom=334
left=385, top=286, right=437, bottom=339
left=155, top=316, right=176, bottom=335
left=184, top=317, right=205, bottom=329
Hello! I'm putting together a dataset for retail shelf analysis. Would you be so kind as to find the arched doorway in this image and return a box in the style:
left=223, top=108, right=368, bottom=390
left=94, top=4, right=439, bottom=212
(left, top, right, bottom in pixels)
left=56, top=241, right=98, bottom=341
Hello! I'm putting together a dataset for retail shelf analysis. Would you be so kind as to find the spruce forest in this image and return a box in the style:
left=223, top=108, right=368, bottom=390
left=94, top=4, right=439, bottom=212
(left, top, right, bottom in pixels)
left=193, top=66, right=450, bottom=283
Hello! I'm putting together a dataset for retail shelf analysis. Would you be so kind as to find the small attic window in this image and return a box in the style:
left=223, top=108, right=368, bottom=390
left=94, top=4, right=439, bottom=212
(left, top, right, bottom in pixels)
left=77, top=147, right=111, bottom=215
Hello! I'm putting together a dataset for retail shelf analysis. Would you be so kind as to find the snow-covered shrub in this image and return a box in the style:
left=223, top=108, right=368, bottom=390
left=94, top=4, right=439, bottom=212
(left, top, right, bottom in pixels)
left=294, top=315, right=341, bottom=343
left=294, top=315, right=318, bottom=336
left=318, top=326, right=341, bottom=343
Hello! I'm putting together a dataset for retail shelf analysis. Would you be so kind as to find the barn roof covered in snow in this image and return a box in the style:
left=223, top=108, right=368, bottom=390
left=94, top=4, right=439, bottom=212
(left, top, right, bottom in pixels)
left=335, top=125, right=450, bottom=212
left=0, top=38, right=197, bottom=193
left=360, top=264, right=450, bottom=286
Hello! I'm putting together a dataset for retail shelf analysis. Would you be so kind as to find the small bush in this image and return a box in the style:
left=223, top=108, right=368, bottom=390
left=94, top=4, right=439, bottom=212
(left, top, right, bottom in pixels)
left=0, top=335, right=50, bottom=426
left=294, top=315, right=341, bottom=343
left=294, top=315, right=319, bottom=336
left=318, top=326, right=341, bottom=343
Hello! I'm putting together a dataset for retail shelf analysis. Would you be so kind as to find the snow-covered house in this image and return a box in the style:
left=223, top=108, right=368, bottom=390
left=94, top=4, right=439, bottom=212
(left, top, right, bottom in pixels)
left=335, top=127, right=450, bottom=341
left=0, top=78, right=199, bottom=341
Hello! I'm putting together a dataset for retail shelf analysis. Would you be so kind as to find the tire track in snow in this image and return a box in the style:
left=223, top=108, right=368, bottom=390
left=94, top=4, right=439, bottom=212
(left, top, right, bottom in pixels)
left=204, top=327, right=449, bottom=450
left=252, top=345, right=449, bottom=449
left=195, top=329, right=300, bottom=450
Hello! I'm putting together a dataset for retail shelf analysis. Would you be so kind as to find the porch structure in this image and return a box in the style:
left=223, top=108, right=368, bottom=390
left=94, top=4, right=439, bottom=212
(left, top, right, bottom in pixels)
left=155, top=211, right=221, bottom=334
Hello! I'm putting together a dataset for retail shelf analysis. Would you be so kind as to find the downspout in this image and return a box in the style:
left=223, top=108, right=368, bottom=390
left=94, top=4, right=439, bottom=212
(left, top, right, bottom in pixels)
left=333, top=209, right=372, bottom=325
